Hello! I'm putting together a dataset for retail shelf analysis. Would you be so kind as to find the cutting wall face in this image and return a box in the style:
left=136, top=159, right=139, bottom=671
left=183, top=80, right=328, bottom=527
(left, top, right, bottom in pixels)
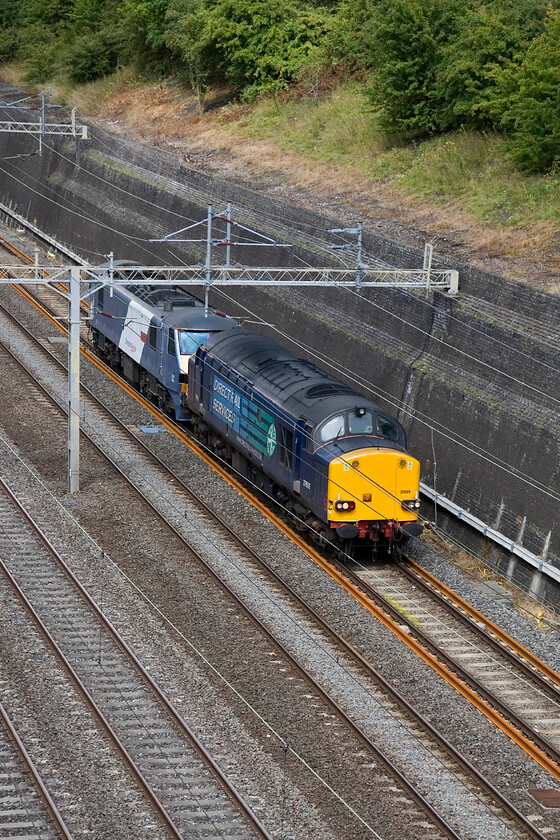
left=1, top=93, right=559, bottom=599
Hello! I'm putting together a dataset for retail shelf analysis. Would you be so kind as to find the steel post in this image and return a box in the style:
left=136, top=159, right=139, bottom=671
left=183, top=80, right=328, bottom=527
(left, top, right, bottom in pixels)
left=356, top=222, right=363, bottom=291
left=68, top=266, right=81, bottom=493
left=226, top=201, right=232, bottom=270
left=205, top=204, right=212, bottom=317
left=423, top=242, right=433, bottom=288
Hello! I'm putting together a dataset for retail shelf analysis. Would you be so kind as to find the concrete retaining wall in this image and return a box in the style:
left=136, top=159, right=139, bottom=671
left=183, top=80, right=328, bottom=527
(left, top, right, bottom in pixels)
left=1, top=87, right=559, bottom=603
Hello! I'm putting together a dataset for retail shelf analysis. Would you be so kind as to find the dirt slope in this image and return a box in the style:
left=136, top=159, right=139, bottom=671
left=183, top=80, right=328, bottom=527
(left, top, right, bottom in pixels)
left=82, top=83, right=560, bottom=289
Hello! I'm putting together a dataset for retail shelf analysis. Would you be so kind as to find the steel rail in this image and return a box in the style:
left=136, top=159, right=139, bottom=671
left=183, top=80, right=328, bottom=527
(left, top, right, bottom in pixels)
left=3, top=261, right=560, bottom=788
left=0, top=700, right=75, bottom=840
left=1, top=241, right=558, bottom=822
left=0, top=556, right=183, bottom=840
left=334, top=558, right=560, bottom=780
left=0, top=303, right=465, bottom=840
left=0, top=287, right=549, bottom=835
left=0, top=285, right=551, bottom=840
left=3, top=265, right=560, bottom=790
left=404, top=558, right=560, bottom=687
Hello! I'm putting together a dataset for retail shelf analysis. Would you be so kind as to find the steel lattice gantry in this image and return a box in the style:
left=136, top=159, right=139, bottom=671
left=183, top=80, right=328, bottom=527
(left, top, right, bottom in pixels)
left=0, top=261, right=458, bottom=492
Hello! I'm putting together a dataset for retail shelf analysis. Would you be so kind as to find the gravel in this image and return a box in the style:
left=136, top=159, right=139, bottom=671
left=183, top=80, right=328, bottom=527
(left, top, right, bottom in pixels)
left=1, top=251, right=560, bottom=840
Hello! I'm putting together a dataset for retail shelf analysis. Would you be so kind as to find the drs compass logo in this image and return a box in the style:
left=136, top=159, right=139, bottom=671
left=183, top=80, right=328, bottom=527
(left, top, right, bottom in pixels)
left=266, top=423, right=277, bottom=457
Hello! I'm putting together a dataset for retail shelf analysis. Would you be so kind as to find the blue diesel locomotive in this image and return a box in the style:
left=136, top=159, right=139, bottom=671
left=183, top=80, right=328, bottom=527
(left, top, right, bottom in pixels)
left=188, top=329, right=421, bottom=557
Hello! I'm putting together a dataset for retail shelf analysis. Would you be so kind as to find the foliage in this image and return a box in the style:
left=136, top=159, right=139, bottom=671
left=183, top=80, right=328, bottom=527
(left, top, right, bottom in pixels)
left=196, top=0, right=333, bottom=100
left=0, top=0, right=22, bottom=61
left=326, top=0, right=379, bottom=71
left=3, top=0, right=560, bottom=173
left=508, top=10, right=560, bottom=172
left=120, top=0, right=174, bottom=71
left=66, top=30, right=121, bottom=83
left=364, top=0, right=464, bottom=137
left=19, top=23, right=65, bottom=82
left=435, top=0, right=552, bottom=130
left=164, top=0, right=214, bottom=107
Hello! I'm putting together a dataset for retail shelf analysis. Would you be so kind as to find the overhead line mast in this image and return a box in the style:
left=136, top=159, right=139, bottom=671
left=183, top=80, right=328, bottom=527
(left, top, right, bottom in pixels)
left=0, top=89, right=88, bottom=163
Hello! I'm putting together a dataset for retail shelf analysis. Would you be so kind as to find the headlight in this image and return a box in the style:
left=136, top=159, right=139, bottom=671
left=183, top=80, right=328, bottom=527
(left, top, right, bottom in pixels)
left=401, top=499, right=420, bottom=510
left=335, top=500, right=356, bottom=512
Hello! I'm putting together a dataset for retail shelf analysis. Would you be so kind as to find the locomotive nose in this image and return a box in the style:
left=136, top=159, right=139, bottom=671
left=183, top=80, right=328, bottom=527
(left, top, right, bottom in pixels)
left=327, top=448, right=421, bottom=525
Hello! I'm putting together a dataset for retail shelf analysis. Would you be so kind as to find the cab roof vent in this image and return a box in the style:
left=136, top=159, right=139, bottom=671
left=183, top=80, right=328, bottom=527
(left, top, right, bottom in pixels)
left=305, top=383, right=353, bottom=399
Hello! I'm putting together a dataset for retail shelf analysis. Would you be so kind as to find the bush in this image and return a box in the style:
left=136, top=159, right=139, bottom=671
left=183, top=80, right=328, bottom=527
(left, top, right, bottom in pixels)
left=197, top=0, right=333, bottom=99
left=365, top=0, right=463, bottom=137
left=509, top=10, right=560, bottom=172
left=435, top=0, right=551, bottom=131
left=18, top=23, right=63, bottom=82
left=66, top=30, right=120, bottom=82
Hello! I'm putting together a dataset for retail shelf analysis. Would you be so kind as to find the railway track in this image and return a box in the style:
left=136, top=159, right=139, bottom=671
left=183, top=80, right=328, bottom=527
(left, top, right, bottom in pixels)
left=0, top=234, right=556, bottom=838
left=345, top=559, right=560, bottom=771
left=0, top=701, right=72, bottom=840
left=0, top=284, right=464, bottom=839
left=0, top=476, right=271, bottom=840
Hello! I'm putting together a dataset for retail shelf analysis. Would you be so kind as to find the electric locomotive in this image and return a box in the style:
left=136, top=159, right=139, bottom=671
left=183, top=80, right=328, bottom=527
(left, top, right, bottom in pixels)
left=188, top=329, right=422, bottom=558
left=88, top=275, right=237, bottom=419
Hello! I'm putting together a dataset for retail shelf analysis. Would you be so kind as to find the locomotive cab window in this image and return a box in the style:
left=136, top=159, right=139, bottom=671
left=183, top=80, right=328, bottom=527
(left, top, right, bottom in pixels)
left=279, top=427, right=294, bottom=469
left=376, top=415, right=399, bottom=441
left=98, top=286, right=104, bottom=308
left=348, top=410, right=373, bottom=435
left=148, top=324, right=157, bottom=350
left=319, top=414, right=345, bottom=443
left=167, top=329, right=176, bottom=355
left=178, top=331, right=212, bottom=355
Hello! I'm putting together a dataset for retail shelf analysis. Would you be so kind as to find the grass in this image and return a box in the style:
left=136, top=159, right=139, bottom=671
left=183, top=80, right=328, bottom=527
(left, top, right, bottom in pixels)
left=217, top=82, right=560, bottom=231
left=2, top=65, right=560, bottom=267
left=0, top=62, right=142, bottom=115
left=220, top=82, right=388, bottom=162
left=368, top=131, right=560, bottom=228
left=51, top=67, right=142, bottom=115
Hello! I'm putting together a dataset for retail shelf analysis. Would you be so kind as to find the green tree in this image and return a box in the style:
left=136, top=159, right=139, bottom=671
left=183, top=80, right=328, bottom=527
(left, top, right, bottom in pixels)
left=509, top=9, right=560, bottom=172
left=19, top=0, right=74, bottom=27
left=120, top=0, right=176, bottom=72
left=0, top=0, right=22, bottom=61
left=327, top=0, right=379, bottom=70
left=66, top=30, right=121, bottom=82
left=435, top=0, right=552, bottom=130
left=365, top=0, right=464, bottom=137
left=165, top=0, right=214, bottom=109
left=198, top=0, right=333, bottom=100
left=18, top=22, right=63, bottom=82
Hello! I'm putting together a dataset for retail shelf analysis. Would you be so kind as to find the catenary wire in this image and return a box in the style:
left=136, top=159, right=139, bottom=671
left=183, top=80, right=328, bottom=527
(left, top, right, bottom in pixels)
left=3, top=125, right=559, bottom=501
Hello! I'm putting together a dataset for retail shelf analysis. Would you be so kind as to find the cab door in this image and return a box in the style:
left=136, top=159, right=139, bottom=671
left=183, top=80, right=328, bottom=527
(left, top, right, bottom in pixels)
left=294, top=420, right=315, bottom=501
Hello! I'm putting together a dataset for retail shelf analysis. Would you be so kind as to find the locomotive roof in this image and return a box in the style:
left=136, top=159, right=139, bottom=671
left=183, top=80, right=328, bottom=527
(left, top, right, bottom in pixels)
left=125, top=285, right=238, bottom=331
left=202, top=329, right=394, bottom=425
